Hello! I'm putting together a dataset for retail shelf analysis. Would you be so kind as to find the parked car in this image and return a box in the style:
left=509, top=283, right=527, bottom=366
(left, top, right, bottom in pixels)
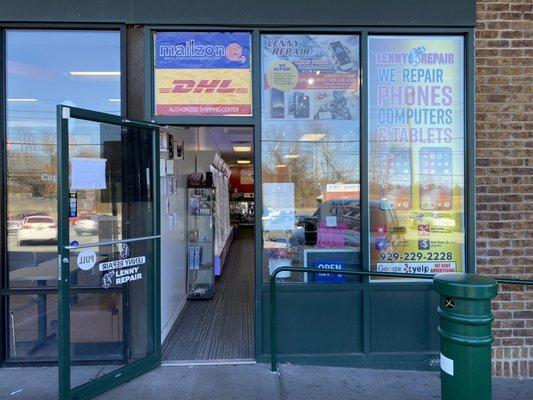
left=17, top=215, right=57, bottom=245
left=74, top=215, right=98, bottom=236
left=8, top=213, right=45, bottom=233
left=293, top=198, right=362, bottom=247
left=293, top=199, right=404, bottom=257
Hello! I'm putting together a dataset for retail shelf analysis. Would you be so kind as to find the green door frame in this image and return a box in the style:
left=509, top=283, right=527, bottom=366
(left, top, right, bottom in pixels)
left=56, top=105, right=162, bottom=400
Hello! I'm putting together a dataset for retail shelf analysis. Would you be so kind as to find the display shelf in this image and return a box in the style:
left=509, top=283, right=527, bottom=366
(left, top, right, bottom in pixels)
left=187, top=187, right=215, bottom=299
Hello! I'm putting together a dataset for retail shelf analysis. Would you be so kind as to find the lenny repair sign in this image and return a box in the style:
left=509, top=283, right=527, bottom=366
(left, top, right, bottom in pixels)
left=99, top=256, right=146, bottom=272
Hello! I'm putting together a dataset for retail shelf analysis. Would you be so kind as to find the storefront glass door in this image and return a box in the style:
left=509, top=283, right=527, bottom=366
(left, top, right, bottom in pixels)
left=56, top=106, right=161, bottom=400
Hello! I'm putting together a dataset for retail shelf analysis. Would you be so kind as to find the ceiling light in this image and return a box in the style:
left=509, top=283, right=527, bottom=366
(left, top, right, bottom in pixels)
left=233, top=143, right=252, bottom=152
left=276, top=164, right=287, bottom=168
left=300, top=133, right=325, bottom=142
left=237, top=159, right=251, bottom=164
left=70, top=71, right=120, bottom=76
left=108, top=98, right=121, bottom=102
left=7, top=98, right=37, bottom=102
left=283, top=154, right=300, bottom=159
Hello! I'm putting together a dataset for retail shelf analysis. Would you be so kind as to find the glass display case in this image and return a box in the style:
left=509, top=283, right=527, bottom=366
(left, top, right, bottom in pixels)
left=187, top=188, right=215, bottom=299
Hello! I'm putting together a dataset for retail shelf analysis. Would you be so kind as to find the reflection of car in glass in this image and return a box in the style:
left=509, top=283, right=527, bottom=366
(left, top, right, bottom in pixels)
left=294, top=199, right=403, bottom=255
left=74, top=215, right=98, bottom=236
left=262, top=206, right=279, bottom=219
left=410, top=212, right=461, bottom=233
left=294, top=199, right=362, bottom=247
left=17, top=215, right=57, bottom=245
left=263, top=207, right=296, bottom=232
left=8, top=213, right=45, bottom=233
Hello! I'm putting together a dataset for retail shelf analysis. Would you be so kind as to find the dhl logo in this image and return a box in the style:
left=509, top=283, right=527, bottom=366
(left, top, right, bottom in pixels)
left=159, top=79, right=248, bottom=94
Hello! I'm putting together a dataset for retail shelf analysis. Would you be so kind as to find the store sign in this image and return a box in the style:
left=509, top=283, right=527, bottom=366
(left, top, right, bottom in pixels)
left=240, top=168, right=254, bottom=185
left=154, top=32, right=252, bottom=116
left=262, top=34, right=359, bottom=122
left=325, top=183, right=360, bottom=201
left=100, top=251, right=146, bottom=289
left=368, top=36, right=465, bottom=278
left=99, top=256, right=146, bottom=272
left=101, top=268, right=143, bottom=289
left=313, top=259, right=347, bottom=283
left=326, top=184, right=360, bottom=192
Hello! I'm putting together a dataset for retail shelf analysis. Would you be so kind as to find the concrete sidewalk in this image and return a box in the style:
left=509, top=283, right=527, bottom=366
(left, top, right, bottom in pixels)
left=0, top=363, right=532, bottom=399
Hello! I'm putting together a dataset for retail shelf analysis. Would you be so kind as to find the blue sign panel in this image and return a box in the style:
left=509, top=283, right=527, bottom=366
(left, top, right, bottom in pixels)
left=313, top=259, right=347, bottom=283
left=306, top=250, right=361, bottom=283
left=155, top=32, right=251, bottom=69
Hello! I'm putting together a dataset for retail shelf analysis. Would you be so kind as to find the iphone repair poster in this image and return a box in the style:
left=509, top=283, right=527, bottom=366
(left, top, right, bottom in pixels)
left=154, top=32, right=252, bottom=116
left=262, top=34, right=360, bottom=122
left=367, top=36, right=465, bottom=276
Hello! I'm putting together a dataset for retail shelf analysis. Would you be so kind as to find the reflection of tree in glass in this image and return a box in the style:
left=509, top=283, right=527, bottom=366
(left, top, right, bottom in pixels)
left=369, top=140, right=397, bottom=200
left=262, top=122, right=359, bottom=213
left=7, top=127, right=58, bottom=217
left=318, top=140, right=354, bottom=183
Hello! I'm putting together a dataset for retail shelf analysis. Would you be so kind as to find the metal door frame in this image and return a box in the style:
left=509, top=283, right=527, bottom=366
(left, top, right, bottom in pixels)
left=57, top=105, right=161, bottom=400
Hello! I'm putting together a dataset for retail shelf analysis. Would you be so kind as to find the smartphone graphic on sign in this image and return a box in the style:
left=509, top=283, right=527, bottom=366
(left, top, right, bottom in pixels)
left=329, top=40, right=354, bottom=71
left=419, top=147, right=453, bottom=210
left=382, top=148, right=412, bottom=210
left=294, top=91, right=310, bottom=118
left=270, top=88, right=285, bottom=118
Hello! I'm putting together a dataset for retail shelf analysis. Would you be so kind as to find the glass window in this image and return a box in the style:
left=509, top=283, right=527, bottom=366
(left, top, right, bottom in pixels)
left=6, top=294, right=59, bottom=360
left=367, top=36, right=465, bottom=279
left=6, top=30, right=121, bottom=288
left=5, top=293, right=125, bottom=362
left=153, top=31, right=252, bottom=116
left=261, top=34, right=361, bottom=283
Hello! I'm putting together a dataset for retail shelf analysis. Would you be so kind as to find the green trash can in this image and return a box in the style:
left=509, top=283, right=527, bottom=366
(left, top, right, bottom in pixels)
left=434, top=273, right=498, bottom=400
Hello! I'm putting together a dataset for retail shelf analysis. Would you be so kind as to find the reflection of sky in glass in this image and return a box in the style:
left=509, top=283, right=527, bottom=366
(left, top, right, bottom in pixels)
left=5, top=30, right=121, bottom=222
left=7, top=30, right=121, bottom=138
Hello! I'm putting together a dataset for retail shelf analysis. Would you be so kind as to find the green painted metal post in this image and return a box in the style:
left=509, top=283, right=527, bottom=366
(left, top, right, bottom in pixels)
left=434, top=273, right=498, bottom=400
left=270, top=271, right=278, bottom=372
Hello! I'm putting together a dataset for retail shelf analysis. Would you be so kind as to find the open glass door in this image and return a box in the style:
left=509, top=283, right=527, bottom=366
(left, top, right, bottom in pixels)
left=56, top=106, right=161, bottom=400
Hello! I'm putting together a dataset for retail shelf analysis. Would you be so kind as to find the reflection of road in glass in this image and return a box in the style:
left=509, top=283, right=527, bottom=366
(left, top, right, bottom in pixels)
left=8, top=230, right=101, bottom=253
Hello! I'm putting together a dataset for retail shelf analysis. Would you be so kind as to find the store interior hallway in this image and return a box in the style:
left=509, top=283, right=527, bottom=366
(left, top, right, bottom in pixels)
left=162, top=227, right=254, bottom=361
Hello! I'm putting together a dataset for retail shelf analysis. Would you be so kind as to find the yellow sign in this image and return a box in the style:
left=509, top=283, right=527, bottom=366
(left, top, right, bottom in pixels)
left=266, top=61, right=299, bottom=92
left=154, top=32, right=252, bottom=116
left=155, top=69, right=252, bottom=116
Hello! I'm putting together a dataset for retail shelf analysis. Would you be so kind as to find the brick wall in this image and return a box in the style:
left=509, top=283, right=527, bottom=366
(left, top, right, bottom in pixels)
left=475, top=0, right=532, bottom=378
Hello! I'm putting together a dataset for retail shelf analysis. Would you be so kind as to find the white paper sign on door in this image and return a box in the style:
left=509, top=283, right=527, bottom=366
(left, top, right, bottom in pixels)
left=71, top=158, right=107, bottom=190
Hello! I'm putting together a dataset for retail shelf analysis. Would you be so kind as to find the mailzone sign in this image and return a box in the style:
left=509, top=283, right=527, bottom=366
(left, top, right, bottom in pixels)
left=154, top=32, right=252, bottom=116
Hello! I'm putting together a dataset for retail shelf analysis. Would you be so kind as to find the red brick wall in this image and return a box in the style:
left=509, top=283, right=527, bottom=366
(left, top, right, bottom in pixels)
left=475, top=0, right=532, bottom=378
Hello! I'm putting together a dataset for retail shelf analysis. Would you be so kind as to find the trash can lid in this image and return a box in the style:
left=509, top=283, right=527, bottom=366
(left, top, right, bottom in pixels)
left=433, top=273, right=498, bottom=299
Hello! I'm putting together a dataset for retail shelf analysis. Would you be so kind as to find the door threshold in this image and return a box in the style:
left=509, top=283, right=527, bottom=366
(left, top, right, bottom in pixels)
left=161, top=359, right=256, bottom=367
